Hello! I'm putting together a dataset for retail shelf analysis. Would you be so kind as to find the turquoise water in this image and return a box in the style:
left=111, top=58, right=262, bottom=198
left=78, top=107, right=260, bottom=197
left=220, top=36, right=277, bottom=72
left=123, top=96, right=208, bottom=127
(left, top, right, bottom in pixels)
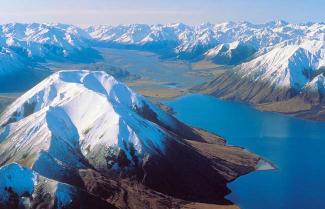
left=165, top=94, right=325, bottom=209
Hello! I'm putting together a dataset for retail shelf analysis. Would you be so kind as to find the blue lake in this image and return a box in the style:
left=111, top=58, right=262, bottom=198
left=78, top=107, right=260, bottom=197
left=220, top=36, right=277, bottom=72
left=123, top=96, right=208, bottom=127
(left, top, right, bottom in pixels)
left=165, top=94, right=325, bottom=209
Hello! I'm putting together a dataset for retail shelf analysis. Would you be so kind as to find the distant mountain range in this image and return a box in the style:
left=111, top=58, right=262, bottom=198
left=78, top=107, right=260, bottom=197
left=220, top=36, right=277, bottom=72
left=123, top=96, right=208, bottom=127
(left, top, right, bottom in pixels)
left=0, top=21, right=324, bottom=119
left=1, top=21, right=324, bottom=69
left=0, top=70, right=260, bottom=208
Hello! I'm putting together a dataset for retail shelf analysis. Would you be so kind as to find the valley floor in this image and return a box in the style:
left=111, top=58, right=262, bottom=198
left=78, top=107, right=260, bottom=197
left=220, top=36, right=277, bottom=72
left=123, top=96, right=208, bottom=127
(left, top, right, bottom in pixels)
left=41, top=48, right=229, bottom=100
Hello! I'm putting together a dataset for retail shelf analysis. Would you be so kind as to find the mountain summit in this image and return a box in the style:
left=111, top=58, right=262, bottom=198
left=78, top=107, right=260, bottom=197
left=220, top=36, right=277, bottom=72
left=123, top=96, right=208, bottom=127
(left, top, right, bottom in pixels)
left=0, top=70, right=261, bottom=208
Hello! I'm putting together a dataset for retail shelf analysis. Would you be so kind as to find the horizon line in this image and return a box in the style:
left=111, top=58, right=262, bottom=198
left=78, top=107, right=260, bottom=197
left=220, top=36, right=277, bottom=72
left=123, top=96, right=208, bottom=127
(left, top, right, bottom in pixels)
left=0, top=19, right=324, bottom=28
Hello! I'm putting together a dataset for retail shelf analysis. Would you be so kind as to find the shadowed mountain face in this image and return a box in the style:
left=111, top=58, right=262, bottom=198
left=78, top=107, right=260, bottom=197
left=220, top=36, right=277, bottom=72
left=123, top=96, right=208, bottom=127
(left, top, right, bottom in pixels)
left=196, top=69, right=325, bottom=121
left=196, top=43, right=325, bottom=120
left=0, top=70, right=260, bottom=209
left=197, top=71, right=293, bottom=104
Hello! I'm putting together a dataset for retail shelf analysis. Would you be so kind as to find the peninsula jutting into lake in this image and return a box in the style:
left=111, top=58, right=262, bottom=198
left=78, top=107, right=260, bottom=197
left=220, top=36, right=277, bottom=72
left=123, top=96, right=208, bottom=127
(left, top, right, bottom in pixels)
left=0, top=1, right=324, bottom=209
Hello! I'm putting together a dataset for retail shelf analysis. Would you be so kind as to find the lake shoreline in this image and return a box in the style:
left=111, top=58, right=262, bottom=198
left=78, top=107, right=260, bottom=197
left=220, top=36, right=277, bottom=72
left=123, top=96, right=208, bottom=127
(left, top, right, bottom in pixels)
left=165, top=93, right=325, bottom=209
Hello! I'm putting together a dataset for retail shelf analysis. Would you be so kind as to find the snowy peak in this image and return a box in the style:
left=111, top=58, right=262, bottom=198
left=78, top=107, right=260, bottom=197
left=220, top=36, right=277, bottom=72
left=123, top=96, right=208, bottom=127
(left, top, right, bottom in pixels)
left=2, top=23, right=88, bottom=49
left=0, top=23, right=99, bottom=81
left=306, top=73, right=325, bottom=93
left=0, top=70, right=261, bottom=204
left=0, top=163, right=112, bottom=208
left=0, top=163, right=36, bottom=201
left=205, top=41, right=256, bottom=65
left=238, top=45, right=318, bottom=89
left=264, top=20, right=289, bottom=28
left=0, top=70, right=182, bottom=178
left=1, top=21, right=325, bottom=90
left=303, top=73, right=325, bottom=104
left=85, top=21, right=325, bottom=64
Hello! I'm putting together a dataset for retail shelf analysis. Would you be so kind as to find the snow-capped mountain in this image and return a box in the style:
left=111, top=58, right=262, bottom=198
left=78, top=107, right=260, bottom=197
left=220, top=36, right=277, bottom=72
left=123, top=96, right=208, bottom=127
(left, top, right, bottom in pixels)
left=86, top=22, right=325, bottom=103
left=0, top=47, right=26, bottom=75
left=1, top=21, right=324, bottom=82
left=0, top=163, right=111, bottom=209
left=303, top=73, right=325, bottom=105
left=0, top=70, right=178, bottom=177
left=0, top=70, right=260, bottom=207
left=199, top=36, right=325, bottom=104
left=1, top=21, right=324, bottom=69
left=0, top=21, right=324, bottom=117
left=0, top=23, right=101, bottom=92
left=1, top=23, right=92, bottom=59
left=238, top=45, right=318, bottom=90
left=204, top=41, right=256, bottom=65
left=85, top=21, right=325, bottom=62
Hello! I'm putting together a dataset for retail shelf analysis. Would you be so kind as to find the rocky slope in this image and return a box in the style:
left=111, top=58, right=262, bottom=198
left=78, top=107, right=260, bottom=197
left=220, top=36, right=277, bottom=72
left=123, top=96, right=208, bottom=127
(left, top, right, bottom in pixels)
left=0, top=70, right=261, bottom=209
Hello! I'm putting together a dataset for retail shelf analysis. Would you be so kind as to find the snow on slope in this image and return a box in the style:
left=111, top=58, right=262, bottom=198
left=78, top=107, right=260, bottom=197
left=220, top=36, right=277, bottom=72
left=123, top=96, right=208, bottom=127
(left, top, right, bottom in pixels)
left=0, top=70, right=180, bottom=181
left=0, top=21, right=324, bottom=65
left=86, top=21, right=325, bottom=65
left=0, top=70, right=263, bottom=204
left=86, top=21, right=318, bottom=52
left=0, top=23, right=97, bottom=82
left=0, top=163, right=35, bottom=201
left=0, top=21, right=324, bottom=72
left=204, top=41, right=256, bottom=65
left=303, top=73, right=325, bottom=104
left=236, top=45, right=318, bottom=90
left=0, top=21, right=324, bottom=97
left=305, top=73, right=325, bottom=93
left=0, top=163, right=109, bottom=209
left=0, top=47, right=26, bottom=75
left=1, top=23, right=90, bottom=58
left=0, top=163, right=76, bottom=207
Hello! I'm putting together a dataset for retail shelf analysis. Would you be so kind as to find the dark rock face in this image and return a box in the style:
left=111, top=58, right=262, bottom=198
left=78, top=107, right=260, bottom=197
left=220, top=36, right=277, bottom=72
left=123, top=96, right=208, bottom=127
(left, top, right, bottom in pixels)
left=142, top=140, right=230, bottom=204
left=138, top=105, right=258, bottom=203
left=77, top=131, right=259, bottom=208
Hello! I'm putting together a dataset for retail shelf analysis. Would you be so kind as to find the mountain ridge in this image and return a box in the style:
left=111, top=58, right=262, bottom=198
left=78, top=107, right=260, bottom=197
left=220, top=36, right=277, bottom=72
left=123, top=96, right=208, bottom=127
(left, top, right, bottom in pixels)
left=0, top=21, right=324, bottom=119
left=0, top=70, right=261, bottom=208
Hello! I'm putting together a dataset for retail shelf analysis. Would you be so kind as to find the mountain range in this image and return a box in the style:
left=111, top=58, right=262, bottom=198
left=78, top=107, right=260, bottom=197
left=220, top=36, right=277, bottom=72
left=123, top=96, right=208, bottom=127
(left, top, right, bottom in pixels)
left=0, top=21, right=324, bottom=119
left=0, top=70, right=261, bottom=208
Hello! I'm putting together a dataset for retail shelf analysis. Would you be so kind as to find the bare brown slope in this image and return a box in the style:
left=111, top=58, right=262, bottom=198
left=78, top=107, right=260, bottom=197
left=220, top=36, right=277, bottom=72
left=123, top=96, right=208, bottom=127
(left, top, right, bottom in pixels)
left=79, top=123, right=259, bottom=209
left=196, top=71, right=297, bottom=104
left=195, top=71, right=325, bottom=121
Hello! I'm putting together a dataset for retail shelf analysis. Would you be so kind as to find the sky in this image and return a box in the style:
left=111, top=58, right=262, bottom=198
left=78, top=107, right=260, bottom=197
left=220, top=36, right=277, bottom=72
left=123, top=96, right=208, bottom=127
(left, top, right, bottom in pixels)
left=0, top=0, right=324, bottom=26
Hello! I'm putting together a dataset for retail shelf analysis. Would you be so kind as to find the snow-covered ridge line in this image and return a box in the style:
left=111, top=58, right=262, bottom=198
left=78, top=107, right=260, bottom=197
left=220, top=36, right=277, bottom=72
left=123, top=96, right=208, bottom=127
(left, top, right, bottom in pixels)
left=1, top=21, right=324, bottom=63
left=0, top=70, right=261, bottom=205
left=0, top=163, right=110, bottom=208
left=0, top=21, right=324, bottom=94
left=0, top=70, right=180, bottom=178
left=85, top=21, right=325, bottom=97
